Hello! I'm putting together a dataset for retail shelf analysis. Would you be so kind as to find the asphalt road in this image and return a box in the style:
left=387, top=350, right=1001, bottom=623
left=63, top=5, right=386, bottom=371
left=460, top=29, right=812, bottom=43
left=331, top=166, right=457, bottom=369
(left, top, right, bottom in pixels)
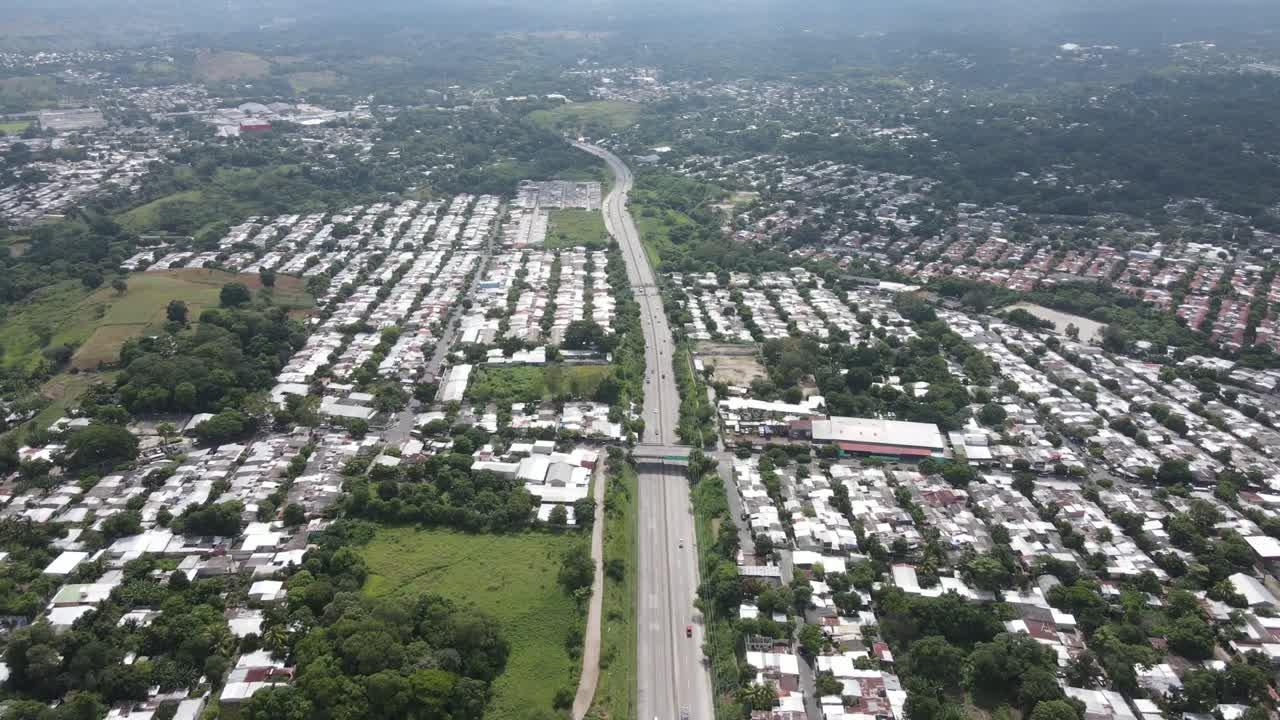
left=574, top=142, right=714, bottom=720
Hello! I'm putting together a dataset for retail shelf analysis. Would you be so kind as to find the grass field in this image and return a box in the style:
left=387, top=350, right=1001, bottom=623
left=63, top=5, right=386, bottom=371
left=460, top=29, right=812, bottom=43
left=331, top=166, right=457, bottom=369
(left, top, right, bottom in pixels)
left=467, top=365, right=613, bottom=404
left=194, top=51, right=271, bottom=82
left=362, top=528, right=582, bottom=720
left=287, top=71, right=341, bottom=92
left=633, top=205, right=698, bottom=270
left=0, top=269, right=312, bottom=374
left=116, top=190, right=206, bottom=234
left=547, top=209, right=610, bottom=250
left=0, top=120, right=30, bottom=135
left=591, top=463, right=638, bottom=720
left=529, top=101, right=641, bottom=134
left=0, top=76, right=58, bottom=111
left=30, top=371, right=115, bottom=435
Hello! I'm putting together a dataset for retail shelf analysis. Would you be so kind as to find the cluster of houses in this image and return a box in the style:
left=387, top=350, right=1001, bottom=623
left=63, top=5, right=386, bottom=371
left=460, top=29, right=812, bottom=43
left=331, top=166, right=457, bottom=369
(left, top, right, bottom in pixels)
left=0, top=127, right=167, bottom=226
left=0, top=173, right=633, bottom=714
left=666, top=268, right=1280, bottom=720
left=197, top=101, right=371, bottom=137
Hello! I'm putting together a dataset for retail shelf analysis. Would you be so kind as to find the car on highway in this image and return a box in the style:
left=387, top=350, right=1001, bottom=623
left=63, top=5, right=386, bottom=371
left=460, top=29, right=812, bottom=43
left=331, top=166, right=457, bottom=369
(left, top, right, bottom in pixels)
left=686, top=624, right=693, bottom=638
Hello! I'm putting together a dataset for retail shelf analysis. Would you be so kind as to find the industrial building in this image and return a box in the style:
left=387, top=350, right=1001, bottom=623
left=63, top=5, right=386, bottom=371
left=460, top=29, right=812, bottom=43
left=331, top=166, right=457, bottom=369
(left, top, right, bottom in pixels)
left=804, top=416, right=948, bottom=458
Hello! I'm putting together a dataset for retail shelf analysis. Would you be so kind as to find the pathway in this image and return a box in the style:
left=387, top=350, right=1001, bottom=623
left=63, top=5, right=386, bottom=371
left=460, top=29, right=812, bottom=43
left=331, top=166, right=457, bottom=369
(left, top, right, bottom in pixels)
left=572, top=459, right=608, bottom=720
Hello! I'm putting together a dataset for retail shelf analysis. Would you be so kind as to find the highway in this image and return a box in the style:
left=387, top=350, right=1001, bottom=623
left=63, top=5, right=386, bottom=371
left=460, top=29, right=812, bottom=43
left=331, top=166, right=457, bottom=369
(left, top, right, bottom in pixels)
left=573, top=141, right=714, bottom=720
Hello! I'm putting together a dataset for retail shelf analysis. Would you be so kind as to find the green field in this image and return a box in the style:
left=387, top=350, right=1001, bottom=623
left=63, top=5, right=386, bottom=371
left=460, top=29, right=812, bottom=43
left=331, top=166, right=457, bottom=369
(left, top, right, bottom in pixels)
left=0, top=120, right=30, bottom=135
left=546, top=209, right=610, bottom=250
left=590, top=463, right=638, bottom=720
left=287, top=70, right=341, bottom=92
left=467, top=365, right=613, bottom=404
left=0, top=76, right=58, bottom=112
left=0, top=269, right=311, bottom=374
left=116, top=190, right=206, bottom=234
left=633, top=204, right=698, bottom=270
left=529, top=101, right=642, bottom=134
left=362, top=528, right=582, bottom=720
left=194, top=50, right=272, bottom=82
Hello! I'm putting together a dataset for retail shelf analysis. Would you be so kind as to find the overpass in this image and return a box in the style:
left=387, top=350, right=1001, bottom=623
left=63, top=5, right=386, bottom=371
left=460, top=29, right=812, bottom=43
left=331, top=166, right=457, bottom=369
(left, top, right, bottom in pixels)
left=632, top=444, right=692, bottom=470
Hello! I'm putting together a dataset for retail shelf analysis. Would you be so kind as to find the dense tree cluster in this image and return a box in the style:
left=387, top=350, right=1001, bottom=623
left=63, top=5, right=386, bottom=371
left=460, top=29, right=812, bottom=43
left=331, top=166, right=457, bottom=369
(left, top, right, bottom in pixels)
left=4, top=557, right=246, bottom=709
left=114, top=304, right=305, bottom=415
left=343, top=450, right=536, bottom=533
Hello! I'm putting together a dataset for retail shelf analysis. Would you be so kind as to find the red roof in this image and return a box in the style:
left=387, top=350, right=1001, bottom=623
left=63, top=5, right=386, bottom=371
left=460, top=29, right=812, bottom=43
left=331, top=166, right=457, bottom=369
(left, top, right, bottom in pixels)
left=836, top=441, right=934, bottom=457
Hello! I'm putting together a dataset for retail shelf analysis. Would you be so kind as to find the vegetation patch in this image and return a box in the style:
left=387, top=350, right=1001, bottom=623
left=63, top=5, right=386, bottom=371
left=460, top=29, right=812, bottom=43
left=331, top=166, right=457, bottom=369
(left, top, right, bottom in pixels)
left=0, top=120, right=31, bottom=135
left=0, top=76, right=59, bottom=112
left=546, top=209, right=610, bottom=250
left=193, top=50, right=271, bottom=82
left=528, top=101, right=641, bottom=134
left=590, top=457, right=638, bottom=720
left=0, top=269, right=309, bottom=374
left=287, top=70, right=341, bottom=92
left=362, top=527, right=582, bottom=720
left=466, top=365, right=613, bottom=404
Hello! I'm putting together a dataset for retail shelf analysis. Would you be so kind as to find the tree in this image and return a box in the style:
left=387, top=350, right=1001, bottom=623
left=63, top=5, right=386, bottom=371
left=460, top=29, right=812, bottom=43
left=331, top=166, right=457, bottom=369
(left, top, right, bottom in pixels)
left=815, top=671, right=844, bottom=698
left=101, top=511, right=143, bottom=542
left=562, top=320, right=607, bottom=350
left=82, top=270, right=104, bottom=290
left=111, top=278, right=128, bottom=295
left=260, top=268, right=277, bottom=288
left=905, top=635, right=966, bottom=689
left=282, top=503, right=306, bottom=527
left=195, top=410, right=249, bottom=444
left=737, top=682, right=778, bottom=711
left=166, top=300, right=188, bottom=324
left=1156, top=459, right=1194, bottom=486
left=573, top=497, right=596, bottom=526
left=1030, top=700, right=1081, bottom=720
left=548, top=505, right=568, bottom=525
left=1166, top=614, right=1215, bottom=661
left=1019, top=666, right=1064, bottom=710
left=1064, top=651, right=1104, bottom=689
left=558, top=542, right=594, bottom=593
left=979, top=403, right=1007, bottom=427
left=220, top=282, right=252, bottom=307
left=798, top=623, right=824, bottom=657
left=242, top=686, right=313, bottom=720
left=965, top=632, right=1058, bottom=705
left=964, top=553, right=1012, bottom=592
left=63, top=422, right=139, bottom=469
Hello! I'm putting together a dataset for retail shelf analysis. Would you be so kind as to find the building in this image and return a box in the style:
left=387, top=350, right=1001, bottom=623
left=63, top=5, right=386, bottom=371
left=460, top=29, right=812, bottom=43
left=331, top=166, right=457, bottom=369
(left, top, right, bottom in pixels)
left=809, top=416, right=948, bottom=458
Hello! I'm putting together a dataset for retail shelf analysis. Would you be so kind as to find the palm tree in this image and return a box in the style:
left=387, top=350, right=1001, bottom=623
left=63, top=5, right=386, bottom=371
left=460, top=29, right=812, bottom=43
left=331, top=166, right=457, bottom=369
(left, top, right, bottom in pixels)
left=263, top=624, right=289, bottom=658
left=156, top=422, right=177, bottom=456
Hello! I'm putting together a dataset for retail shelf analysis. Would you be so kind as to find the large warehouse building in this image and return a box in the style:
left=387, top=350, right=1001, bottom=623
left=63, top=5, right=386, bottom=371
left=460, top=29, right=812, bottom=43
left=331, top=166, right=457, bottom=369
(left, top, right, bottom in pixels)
left=805, top=416, right=948, bottom=458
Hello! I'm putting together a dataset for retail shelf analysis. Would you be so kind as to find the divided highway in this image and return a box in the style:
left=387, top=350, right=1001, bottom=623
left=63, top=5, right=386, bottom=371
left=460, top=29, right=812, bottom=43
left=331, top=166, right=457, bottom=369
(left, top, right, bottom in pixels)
left=573, top=142, right=715, bottom=720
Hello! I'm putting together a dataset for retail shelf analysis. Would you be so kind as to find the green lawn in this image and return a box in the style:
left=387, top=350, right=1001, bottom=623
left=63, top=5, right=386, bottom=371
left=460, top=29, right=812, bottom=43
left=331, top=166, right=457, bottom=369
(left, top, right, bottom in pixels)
left=591, top=463, right=637, bottom=720
left=467, top=365, right=613, bottom=404
left=0, top=120, right=30, bottom=135
left=528, top=101, right=642, bottom=134
left=362, top=528, right=582, bottom=720
left=546, top=209, right=610, bottom=250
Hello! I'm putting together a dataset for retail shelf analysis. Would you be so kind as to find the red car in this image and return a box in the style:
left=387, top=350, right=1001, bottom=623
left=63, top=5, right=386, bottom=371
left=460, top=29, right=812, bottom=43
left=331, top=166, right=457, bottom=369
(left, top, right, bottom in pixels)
left=686, top=625, right=693, bottom=638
